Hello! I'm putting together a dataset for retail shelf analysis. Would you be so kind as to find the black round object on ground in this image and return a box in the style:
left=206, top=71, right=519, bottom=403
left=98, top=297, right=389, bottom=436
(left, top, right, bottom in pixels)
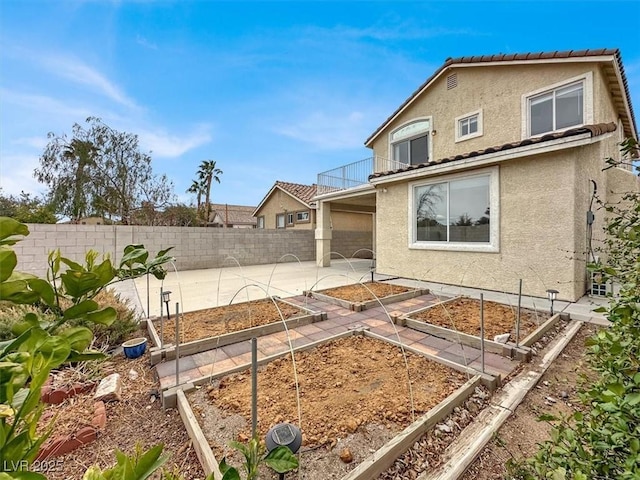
left=265, top=423, right=302, bottom=453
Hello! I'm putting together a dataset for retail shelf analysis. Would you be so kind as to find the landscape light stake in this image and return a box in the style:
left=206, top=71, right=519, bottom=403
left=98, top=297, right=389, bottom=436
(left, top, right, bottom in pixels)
left=480, top=293, right=485, bottom=374
left=515, top=279, right=522, bottom=347
left=161, top=289, right=172, bottom=349
left=546, top=289, right=559, bottom=316
left=146, top=272, right=150, bottom=319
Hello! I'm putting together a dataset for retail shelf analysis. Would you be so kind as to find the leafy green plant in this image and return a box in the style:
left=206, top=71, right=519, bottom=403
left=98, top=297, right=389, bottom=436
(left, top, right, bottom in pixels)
left=82, top=443, right=168, bottom=480
left=0, top=217, right=174, bottom=479
left=219, top=435, right=299, bottom=480
left=508, top=142, right=640, bottom=479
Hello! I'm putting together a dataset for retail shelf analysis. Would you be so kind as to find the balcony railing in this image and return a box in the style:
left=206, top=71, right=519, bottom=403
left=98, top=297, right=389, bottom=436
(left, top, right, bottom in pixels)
left=317, top=156, right=406, bottom=195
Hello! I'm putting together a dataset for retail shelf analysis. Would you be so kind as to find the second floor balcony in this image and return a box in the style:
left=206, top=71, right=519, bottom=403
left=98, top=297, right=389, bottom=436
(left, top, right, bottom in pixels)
left=317, top=156, right=405, bottom=196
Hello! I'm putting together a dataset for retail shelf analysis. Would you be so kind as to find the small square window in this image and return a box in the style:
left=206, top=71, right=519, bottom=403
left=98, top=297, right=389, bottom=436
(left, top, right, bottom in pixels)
left=286, top=213, right=294, bottom=225
left=455, top=110, right=483, bottom=142
left=296, top=211, right=310, bottom=222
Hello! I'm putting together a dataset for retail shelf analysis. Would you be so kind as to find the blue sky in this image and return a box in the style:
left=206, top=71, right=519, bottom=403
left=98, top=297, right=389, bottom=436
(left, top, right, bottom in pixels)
left=1, top=1, right=639, bottom=208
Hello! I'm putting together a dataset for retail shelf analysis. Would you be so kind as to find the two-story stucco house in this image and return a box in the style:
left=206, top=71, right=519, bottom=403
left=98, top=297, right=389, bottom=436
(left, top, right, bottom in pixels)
left=315, top=49, right=639, bottom=302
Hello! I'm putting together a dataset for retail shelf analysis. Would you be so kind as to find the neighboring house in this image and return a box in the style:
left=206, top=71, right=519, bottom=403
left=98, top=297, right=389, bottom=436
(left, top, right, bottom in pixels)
left=253, top=181, right=317, bottom=230
left=315, top=48, right=639, bottom=302
left=253, top=181, right=374, bottom=232
left=209, top=204, right=257, bottom=228
left=60, top=216, right=107, bottom=225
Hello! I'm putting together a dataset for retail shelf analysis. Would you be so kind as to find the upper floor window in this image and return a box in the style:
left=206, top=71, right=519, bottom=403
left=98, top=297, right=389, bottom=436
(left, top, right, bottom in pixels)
left=390, top=118, right=431, bottom=167
left=276, top=214, right=285, bottom=228
left=523, top=73, right=593, bottom=138
left=455, top=109, right=483, bottom=142
left=257, top=216, right=265, bottom=229
left=286, top=213, right=294, bottom=226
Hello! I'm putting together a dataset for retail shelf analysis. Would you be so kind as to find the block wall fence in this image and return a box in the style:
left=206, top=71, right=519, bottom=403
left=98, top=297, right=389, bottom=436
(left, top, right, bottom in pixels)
left=13, top=224, right=373, bottom=277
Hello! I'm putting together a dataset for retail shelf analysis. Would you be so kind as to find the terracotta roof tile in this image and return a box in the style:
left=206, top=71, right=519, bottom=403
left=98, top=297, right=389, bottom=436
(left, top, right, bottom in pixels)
left=365, top=48, right=636, bottom=145
left=209, top=204, right=257, bottom=225
left=274, top=181, right=317, bottom=206
left=368, top=122, right=617, bottom=181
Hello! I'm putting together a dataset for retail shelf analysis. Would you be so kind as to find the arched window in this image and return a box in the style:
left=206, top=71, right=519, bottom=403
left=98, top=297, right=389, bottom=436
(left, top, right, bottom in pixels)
left=390, top=119, right=431, bottom=166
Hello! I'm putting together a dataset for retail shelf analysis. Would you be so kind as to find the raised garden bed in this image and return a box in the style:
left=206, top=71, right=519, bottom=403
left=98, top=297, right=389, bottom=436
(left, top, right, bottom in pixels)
left=306, top=281, right=430, bottom=311
left=186, top=334, right=483, bottom=479
left=398, top=296, right=555, bottom=360
left=148, top=297, right=323, bottom=364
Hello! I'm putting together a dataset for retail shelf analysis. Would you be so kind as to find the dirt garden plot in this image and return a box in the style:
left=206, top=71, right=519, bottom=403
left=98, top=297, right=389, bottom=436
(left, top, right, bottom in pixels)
left=307, top=282, right=429, bottom=311
left=409, top=297, right=549, bottom=341
left=158, top=298, right=308, bottom=344
left=189, top=335, right=474, bottom=479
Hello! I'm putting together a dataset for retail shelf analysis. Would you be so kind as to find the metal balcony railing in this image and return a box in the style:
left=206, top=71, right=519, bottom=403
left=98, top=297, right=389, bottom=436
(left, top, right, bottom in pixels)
left=317, top=156, right=405, bottom=195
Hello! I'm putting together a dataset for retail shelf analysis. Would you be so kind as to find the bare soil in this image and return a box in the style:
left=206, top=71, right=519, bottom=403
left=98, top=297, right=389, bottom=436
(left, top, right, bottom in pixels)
left=38, top=392, right=97, bottom=439
left=461, top=323, right=598, bottom=479
left=411, top=297, right=549, bottom=340
left=315, top=281, right=412, bottom=303
left=158, top=299, right=304, bottom=344
left=190, top=335, right=470, bottom=479
left=44, top=330, right=204, bottom=480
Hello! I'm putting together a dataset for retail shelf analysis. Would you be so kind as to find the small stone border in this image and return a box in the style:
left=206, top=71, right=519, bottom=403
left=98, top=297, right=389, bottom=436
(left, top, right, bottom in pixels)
left=304, top=287, right=431, bottom=312
left=41, top=381, right=96, bottom=404
left=36, top=400, right=106, bottom=460
left=146, top=297, right=325, bottom=365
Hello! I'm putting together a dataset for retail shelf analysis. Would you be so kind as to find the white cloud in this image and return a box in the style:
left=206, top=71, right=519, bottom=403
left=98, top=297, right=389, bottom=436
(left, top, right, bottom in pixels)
left=0, top=87, right=94, bottom=119
left=273, top=110, right=369, bottom=150
left=39, top=55, right=138, bottom=109
left=137, top=125, right=213, bottom=158
left=0, top=153, right=44, bottom=196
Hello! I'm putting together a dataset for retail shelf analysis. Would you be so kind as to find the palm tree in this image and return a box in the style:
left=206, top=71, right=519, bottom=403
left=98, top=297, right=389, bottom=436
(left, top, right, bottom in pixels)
left=186, top=179, right=204, bottom=223
left=197, top=160, right=223, bottom=226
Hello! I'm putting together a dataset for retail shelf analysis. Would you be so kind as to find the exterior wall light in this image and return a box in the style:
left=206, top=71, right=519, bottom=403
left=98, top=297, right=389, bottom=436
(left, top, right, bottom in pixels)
left=546, top=289, right=559, bottom=315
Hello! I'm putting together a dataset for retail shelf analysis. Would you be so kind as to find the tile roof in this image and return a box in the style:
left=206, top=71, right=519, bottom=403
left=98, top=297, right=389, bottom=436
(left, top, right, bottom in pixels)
left=209, top=204, right=257, bottom=225
left=274, top=181, right=318, bottom=206
left=365, top=48, right=636, bottom=145
left=369, top=122, right=617, bottom=180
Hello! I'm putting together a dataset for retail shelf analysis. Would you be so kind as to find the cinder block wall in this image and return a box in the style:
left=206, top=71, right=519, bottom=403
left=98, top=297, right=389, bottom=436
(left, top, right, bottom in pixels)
left=13, top=225, right=316, bottom=277
left=12, top=225, right=372, bottom=277
left=331, top=230, right=374, bottom=259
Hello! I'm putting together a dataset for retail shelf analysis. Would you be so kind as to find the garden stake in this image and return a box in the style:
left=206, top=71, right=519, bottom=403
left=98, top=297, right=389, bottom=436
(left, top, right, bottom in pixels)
left=146, top=273, right=150, bottom=319
left=160, top=287, right=164, bottom=348
left=516, top=279, right=522, bottom=347
left=251, top=337, right=258, bottom=437
left=480, top=293, right=485, bottom=374
left=175, top=302, right=180, bottom=386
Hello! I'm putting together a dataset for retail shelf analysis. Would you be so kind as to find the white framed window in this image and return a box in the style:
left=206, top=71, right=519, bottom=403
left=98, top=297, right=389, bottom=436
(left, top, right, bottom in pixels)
left=408, top=167, right=499, bottom=252
left=286, top=213, right=294, bottom=225
left=276, top=214, right=285, bottom=229
left=455, top=109, right=483, bottom=142
left=389, top=118, right=431, bottom=167
left=256, top=216, right=265, bottom=229
left=522, top=73, right=593, bottom=138
left=296, top=211, right=310, bottom=223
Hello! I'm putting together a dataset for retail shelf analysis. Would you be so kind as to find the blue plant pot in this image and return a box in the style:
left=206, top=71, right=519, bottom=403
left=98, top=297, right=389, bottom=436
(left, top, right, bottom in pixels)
left=122, top=337, right=148, bottom=359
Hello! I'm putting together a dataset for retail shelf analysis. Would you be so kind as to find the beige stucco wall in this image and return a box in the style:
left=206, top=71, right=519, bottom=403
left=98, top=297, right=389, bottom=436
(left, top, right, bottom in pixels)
left=371, top=62, right=619, bottom=167
left=374, top=147, right=610, bottom=301
left=254, top=190, right=315, bottom=230
left=331, top=211, right=373, bottom=231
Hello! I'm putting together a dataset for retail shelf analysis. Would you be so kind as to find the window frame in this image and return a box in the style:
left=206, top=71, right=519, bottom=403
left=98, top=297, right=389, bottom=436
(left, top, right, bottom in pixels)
left=286, top=213, right=294, bottom=226
left=256, top=216, right=265, bottom=229
left=521, top=72, right=593, bottom=139
left=388, top=117, right=432, bottom=167
left=296, top=210, right=310, bottom=223
left=408, top=166, right=500, bottom=252
left=276, top=214, right=285, bottom=229
left=455, top=109, right=483, bottom=142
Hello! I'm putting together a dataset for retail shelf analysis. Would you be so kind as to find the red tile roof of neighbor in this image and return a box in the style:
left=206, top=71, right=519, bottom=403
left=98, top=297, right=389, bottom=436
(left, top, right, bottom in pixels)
left=369, top=122, right=618, bottom=180
left=274, top=181, right=318, bottom=206
left=365, top=48, right=636, bottom=145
